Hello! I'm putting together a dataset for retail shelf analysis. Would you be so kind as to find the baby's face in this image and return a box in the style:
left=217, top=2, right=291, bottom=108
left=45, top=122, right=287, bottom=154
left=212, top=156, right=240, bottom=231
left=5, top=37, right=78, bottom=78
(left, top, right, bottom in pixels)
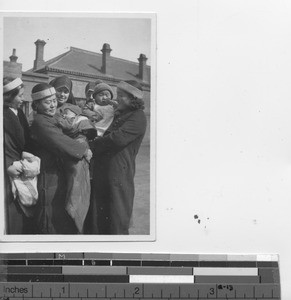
left=94, top=90, right=112, bottom=106
left=63, top=108, right=77, bottom=119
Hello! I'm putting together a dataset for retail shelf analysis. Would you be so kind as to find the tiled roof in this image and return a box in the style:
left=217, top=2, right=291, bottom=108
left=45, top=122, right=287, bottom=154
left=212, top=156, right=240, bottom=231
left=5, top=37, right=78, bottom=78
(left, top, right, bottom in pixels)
left=27, top=47, right=150, bottom=84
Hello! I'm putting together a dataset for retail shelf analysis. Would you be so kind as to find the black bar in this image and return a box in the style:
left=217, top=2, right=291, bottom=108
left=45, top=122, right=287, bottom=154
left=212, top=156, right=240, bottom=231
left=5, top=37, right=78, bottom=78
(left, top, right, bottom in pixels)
left=142, top=260, right=170, bottom=267
left=170, top=261, right=199, bottom=267
left=84, top=260, right=111, bottom=266
left=64, top=275, right=129, bottom=283
left=257, top=261, right=279, bottom=268
left=27, top=260, right=54, bottom=265
left=5, top=260, right=27, bottom=266
left=112, top=260, right=141, bottom=266
left=53, top=260, right=83, bottom=265
left=7, top=266, right=62, bottom=274
left=7, top=274, right=64, bottom=282
left=227, top=261, right=257, bottom=267
left=199, top=261, right=227, bottom=267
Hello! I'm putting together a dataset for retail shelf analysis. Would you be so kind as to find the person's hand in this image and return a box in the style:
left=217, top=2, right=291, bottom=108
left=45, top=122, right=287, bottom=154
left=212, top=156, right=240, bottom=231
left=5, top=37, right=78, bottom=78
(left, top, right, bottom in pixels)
left=7, top=163, right=23, bottom=178
left=84, top=149, right=93, bottom=163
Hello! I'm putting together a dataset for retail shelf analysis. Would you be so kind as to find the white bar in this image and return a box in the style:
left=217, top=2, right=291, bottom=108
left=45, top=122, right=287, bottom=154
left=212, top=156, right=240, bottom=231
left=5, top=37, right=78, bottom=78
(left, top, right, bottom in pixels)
left=227, top=255, right=257, bottom=261
left=193, top=267, right=258, bottom=276
left=129, top=275, right=194, bottom=283
left=257, top=254, right=278, bottom=261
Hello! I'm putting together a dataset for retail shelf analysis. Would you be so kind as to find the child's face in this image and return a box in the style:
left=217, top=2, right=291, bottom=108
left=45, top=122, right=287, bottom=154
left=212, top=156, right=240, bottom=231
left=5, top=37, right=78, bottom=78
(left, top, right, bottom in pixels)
left=94, top=90, right=112, bottom=106
left=63, top=108, right=77, bottom=119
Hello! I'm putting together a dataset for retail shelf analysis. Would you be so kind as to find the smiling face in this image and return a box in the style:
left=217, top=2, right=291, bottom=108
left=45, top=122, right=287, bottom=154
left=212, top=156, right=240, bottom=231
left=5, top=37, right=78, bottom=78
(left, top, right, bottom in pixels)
left=56, top=87, right=70, bottom=106
left=36, top=94, right=58, bottom=116
left=94, top=90, right=112, bottom=106
left=10, top=87, right=25, bottom=109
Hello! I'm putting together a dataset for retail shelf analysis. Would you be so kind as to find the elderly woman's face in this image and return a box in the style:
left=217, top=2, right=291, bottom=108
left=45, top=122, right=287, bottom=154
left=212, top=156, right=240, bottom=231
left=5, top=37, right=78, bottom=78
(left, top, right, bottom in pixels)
left=37, top=94, right=58, bottom=116
left=56, top=87, right=69, bottom=105
left=117, top=88, right=132, bottom=110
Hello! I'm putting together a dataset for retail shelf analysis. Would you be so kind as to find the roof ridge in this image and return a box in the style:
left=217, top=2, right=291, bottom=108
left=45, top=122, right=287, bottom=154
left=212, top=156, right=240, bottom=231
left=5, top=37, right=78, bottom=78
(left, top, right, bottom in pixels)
left=70, top=46, right=102, bottom=56
left=70, top=46, right=150, bottom=67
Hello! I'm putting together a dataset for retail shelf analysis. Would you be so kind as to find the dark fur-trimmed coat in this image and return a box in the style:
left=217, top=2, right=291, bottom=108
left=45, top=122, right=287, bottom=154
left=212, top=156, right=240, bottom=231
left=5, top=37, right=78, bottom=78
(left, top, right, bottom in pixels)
left=88, top=108, right=147, bottom=235
left=30, top=113, right=87, bottom=234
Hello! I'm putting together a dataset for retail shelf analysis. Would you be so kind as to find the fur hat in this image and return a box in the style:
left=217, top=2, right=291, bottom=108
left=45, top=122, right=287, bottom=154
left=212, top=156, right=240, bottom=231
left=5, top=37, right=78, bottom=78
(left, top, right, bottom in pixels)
left=117, top=81, right=143, bottom=100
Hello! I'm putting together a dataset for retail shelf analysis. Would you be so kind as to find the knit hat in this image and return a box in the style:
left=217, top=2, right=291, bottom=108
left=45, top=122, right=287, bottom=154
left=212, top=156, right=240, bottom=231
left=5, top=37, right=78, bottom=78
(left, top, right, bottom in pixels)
left=93, top=83, right=114, bottom=99
left=117, top=81, right=143, bottom=99
left=31, top=83, right=56, bottom=101
left=50, top=75, right=72, bottom=92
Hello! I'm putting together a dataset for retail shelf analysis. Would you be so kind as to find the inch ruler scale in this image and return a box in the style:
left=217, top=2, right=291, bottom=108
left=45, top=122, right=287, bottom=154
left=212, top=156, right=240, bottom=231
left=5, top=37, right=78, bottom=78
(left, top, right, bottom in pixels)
left=0, top=253, right=280, bottom=300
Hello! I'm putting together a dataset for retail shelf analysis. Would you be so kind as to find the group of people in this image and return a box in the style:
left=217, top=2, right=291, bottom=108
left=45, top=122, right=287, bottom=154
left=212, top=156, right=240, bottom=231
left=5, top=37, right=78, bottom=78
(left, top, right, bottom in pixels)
left=3, top=74, right=147, bottom=235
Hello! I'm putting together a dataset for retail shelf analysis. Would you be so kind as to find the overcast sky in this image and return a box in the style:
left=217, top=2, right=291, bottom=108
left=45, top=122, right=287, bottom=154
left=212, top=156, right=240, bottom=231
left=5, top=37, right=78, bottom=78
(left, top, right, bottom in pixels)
left=3, top=15, right=151, bottom=71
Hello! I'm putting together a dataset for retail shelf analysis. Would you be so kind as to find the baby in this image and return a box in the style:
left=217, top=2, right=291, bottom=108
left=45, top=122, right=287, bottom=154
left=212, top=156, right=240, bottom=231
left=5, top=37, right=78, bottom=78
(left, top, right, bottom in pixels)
left=59, top=105, right=96, bottom=142
left=92, top=82, right=118, bottom=136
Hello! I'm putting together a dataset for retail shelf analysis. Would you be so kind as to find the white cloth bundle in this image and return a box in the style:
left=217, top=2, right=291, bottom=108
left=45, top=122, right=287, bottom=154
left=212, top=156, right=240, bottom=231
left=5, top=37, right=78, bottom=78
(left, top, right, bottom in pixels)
left=10, top=152, right=41, bottom=207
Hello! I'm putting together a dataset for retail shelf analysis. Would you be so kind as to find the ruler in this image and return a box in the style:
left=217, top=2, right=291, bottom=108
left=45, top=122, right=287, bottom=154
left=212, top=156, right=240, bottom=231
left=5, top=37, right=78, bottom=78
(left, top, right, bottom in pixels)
left=0, top=253, right=280, bottom=299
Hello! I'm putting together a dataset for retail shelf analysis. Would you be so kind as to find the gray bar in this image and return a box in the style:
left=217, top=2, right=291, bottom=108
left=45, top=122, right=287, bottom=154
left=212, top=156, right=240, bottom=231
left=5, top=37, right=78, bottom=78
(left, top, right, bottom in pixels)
left=0, top=253, right=27, bottom=259
left=27, top=253, right=55, bottom=259
left=259, top=268, right=280, bottom=283
left=84, top=253, right=113, bottom=259
left=195, top=275, right=260, bottom=283
left=170, top=254, right=200, bottom=261
left=55, top=253, right=84, bottom=259
left=62, top=266, right=127, bottom=275
left=112, top=253, right=142, bottom=259
left=128, top=266, right=193, bottom=275
left=141, top=253, right=171, bottom=260
left=13, top=299, right=52, bottom=300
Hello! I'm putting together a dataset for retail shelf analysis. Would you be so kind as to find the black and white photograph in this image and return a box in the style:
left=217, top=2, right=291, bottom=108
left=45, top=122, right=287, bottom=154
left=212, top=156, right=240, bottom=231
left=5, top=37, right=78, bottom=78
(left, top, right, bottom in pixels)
left=1, top=13, right=156, bottom=241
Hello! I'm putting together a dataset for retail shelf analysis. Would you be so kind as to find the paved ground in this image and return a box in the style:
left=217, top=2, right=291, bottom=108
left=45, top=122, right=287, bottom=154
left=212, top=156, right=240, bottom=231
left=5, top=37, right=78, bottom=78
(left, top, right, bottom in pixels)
left=129, top=144, right=150, bottom=235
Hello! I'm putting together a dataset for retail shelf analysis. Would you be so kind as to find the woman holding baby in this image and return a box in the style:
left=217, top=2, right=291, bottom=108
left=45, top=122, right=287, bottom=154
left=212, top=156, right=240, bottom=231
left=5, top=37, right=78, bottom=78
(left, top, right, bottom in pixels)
left=30, top=80, right=92, bottom=234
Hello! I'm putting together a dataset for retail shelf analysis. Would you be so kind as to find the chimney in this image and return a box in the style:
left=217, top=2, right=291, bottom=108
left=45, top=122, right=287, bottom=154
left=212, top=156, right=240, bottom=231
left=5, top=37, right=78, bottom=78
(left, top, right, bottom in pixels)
left=4, top=48, right=22, bottom=78
left=9, top=49, right=18, bottom=62
left=101, top=43, right=112, bottom=74
left=138, top=54, right=148, bottom=81
left=33, top=39, right=46, bottom=70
